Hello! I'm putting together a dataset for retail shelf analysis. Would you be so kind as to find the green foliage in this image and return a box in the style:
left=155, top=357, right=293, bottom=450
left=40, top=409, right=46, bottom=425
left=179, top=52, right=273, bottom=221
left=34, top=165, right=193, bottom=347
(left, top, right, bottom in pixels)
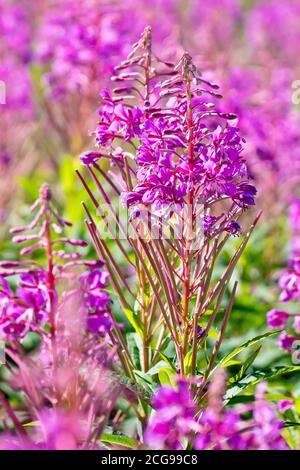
left=100, top=432, right=137, bottom=449
left=218, top=330, right=280, bottom=368
left=225, top=366, right=300, bottom=402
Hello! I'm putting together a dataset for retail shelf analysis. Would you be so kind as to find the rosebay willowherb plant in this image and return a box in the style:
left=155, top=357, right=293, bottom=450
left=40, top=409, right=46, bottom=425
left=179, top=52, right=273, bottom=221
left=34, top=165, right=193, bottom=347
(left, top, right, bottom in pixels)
left=1, top=26, right=298, bottom=451
left=0, top=184, right=119, bottom=449
left=267, top=197, right=300, bottom=356
left=79, top=27, right=260, bottom=389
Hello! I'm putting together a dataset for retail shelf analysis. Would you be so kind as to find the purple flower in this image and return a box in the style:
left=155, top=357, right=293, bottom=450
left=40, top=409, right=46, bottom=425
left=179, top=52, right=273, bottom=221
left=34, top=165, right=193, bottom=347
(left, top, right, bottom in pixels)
left=86, top=314, right=112, bottom=336
left=145, top=380, right=197, bottom=450
left=278, top=400, right=293, bottom=413
left=221, top=65, right=300, bottom=208
left=81, top=268, right=112, bottom=336
left=124, top=109, right=255, bottom=216
left=0, top=1, right=32, bottom=63
left=0, top=271, right=50, bottom=340
left=0, top=276, right=11, bottom=299
left=202, top=215, right=217, bottom=234
left=18, top=271, right=50, bottom=312
left=94, top=38, right=256, bottom=231
left=252, top=383, right=288, bottom=450
left=35, top=0, right=177, bottom=100
left=194, top=379, right=288, bottom=450
left=225, top=220, right=241, bottom=236
left=224, top=182, right=257, bottom=208
left=293, top=315, right=300, bottom=334
left=195, top=408, right=248, bottom=450
left=279, top=258, right=300, bottom=302
left=95, top=94, right=144, bottom=147
left=278, top=331, right=296, bottom=351
left=1, top=315, right=28, bottom=340
left=197, top=326, right=206, bottom=339
left=82, top=268, right=109, bottom=290
left=80, top=151, right=103, bottom=166
left=289, top=198, right=300, bottom=256
left=246, top=0, right=300, bottom=65
left=145, top=376, right=289, bottom=450
left=39, top=410, right=83, bottom=450
left=266, top=309, right=288, bottom=329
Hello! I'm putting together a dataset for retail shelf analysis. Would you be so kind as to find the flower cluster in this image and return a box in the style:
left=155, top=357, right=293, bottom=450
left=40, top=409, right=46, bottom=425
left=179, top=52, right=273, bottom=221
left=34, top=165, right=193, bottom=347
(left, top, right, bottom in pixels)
left=35, top=0, right=176, bottom=99
left=0, top=184, right=112, bottom=342
left=246, top=0, right=300, bottom=66
left=145, top=380, right=197, bottom=450
left=36, top=0, right=114, bottom=98
left=0, top=266, right=112, bottom=343
left=0, top=271, right=49, bottom=341
left=267, top=198, right=300, bottom=352
left=80, top=265, right=112, bottom=336
left=146, top=377, right=288, bottom=450
left=0, top=0, right=32, bottom=62
left=221, top=68, right=300, bottom=208
left=279, top=257, right=300, bottom=304
left=0, top=0, right=180, bottom=219
left=0, top=0, right=35, bottom=219
left=289, top=198, right=300, bottom=257
left=0, top=184, right=116, bottom=449
left=79, top=28, right=260, bottom=405
left=88, top=28, right=256, bottom=242
left=0, top=410, right=83, bottom=450
left=124, top=116, right=253, bottom=212
left=182, top=0, right=242, bottom=70
left=267, top=260, right=300, bottom=352
left=0, top=0, right=33, bottom=123
left=197, top=382, right=288, bottom=450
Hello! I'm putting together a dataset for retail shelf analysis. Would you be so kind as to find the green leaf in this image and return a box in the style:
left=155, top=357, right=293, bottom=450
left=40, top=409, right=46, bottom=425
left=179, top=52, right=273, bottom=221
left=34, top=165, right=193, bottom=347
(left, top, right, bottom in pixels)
left=146, top=361, right=170, bottom=377
left=59, top=155, right=77, bottom=193
left=266, top=393, right=291, bottom=401
left=295, top=396, right=300, bottom=416
left=207, top=328, right=218, bottom=339
left=229, top=346, right=262, bottom=383
left=219, top=330, right=280, bottom=367
left=23, top=421, right=40, bottom=428
left=225, top=366, right=300, bottom=402
left=241, top=346, right=262, bottom=374
left=133, top=370, right=156, bottom=396
left=100, top=433, right=137, bottom=449
left=126, top=333, right=142, bottom=369
left=184, top=350, right=193, bottom=373
left=29, top=64, right=44, bottom=98
left=222, top=359, right=241, bottom=367
left=158, top=369, right=175, bottom=386
left=158, top=352, right=176, bottom=372
left=123, top=308, right=144, bottom=337
left=199, top=308, right=225, bottom=317
left=226, top=395, right=255, bottom=405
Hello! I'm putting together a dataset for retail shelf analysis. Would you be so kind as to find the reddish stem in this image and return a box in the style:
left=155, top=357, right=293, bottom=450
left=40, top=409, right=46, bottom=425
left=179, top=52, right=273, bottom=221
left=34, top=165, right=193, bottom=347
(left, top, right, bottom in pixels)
left=182, top=58, right=195, bottom=363
left=0, top=390, right=27, bottom=438
left=41, top=185, right=56, bottom=338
